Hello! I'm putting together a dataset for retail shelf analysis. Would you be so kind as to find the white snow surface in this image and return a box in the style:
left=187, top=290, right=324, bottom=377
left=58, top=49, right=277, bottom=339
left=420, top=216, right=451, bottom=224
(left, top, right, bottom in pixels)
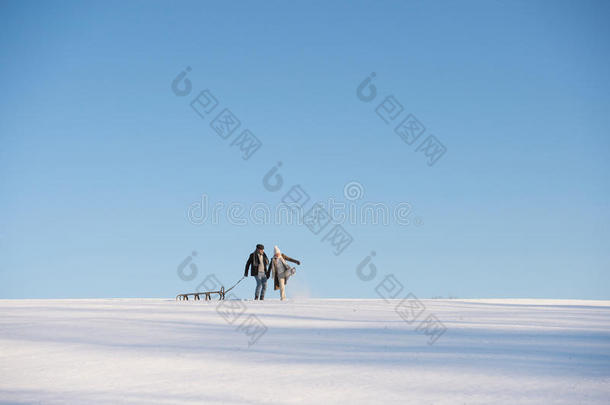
left=1, top=298, right=609, bottom=404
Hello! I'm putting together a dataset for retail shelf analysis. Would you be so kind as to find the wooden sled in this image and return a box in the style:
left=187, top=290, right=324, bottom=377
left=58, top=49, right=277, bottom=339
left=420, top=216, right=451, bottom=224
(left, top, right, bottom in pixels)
left=176, top=286, right=226, bottom=301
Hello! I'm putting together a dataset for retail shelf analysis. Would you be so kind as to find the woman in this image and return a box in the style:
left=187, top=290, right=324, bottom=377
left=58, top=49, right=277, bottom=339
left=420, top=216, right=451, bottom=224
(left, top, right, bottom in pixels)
left=269, top=246, right=299, bottom=300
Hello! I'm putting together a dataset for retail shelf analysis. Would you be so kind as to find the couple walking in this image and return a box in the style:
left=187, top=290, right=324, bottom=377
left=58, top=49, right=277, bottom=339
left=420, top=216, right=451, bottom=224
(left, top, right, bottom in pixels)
left=244, top=244, right=300, bottom=300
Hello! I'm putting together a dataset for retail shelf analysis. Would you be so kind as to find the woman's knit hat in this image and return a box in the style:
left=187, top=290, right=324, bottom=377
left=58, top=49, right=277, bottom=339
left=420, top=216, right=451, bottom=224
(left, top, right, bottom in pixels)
left=274, top=246, right=281, bottom=256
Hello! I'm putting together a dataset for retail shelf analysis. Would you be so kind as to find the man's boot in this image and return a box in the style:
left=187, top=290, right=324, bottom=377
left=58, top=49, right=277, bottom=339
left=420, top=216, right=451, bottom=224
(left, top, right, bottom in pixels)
left=254, top=294, right=259, bottom=300
left=260, top=293, right=265, bottom=300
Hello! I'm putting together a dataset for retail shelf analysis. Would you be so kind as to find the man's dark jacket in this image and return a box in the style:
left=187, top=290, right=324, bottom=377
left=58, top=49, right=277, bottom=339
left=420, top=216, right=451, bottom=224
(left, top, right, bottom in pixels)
left=244, top=251, right=270, bottom=278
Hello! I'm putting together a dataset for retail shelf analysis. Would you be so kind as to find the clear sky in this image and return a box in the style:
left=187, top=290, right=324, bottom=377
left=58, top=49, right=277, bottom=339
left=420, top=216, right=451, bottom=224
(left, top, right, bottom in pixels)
left=1, top=0, right=608, bottom=299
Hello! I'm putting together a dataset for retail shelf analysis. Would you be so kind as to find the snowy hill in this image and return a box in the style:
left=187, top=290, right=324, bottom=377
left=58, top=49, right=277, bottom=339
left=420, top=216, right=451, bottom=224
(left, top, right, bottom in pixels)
left=1, top=298, right=609, bottom=404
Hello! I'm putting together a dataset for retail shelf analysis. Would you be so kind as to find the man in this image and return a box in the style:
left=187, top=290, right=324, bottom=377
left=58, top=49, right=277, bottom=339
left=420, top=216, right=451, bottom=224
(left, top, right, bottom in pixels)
left=244, top=244, right=269, bottom=300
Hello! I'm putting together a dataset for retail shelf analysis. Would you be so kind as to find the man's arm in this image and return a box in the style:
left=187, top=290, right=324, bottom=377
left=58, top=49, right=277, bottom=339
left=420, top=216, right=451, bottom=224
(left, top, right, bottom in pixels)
left=282, top=253, right=301, bottom=265
left=244, top=254, right=252, bottom=277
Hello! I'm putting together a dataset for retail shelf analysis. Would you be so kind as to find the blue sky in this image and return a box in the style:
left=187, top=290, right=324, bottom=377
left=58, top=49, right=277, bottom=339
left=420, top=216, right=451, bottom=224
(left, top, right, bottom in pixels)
left=1, top=0, right=608, bottom=299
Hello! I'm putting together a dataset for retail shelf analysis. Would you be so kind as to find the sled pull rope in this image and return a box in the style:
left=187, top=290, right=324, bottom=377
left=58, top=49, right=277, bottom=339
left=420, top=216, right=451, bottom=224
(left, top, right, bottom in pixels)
left=224, top=275, right=246, bottom=294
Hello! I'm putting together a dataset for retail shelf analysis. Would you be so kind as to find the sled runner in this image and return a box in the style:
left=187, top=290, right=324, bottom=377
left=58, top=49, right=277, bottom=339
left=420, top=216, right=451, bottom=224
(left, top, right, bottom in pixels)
left=176, top=276, right=245, bottom=301
left=175, top=287, right=226, bottom=301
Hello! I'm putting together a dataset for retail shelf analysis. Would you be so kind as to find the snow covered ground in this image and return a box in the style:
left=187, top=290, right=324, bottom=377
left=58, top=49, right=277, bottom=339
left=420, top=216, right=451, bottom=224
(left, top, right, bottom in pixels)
left=1, top=298, right=609, bottom=404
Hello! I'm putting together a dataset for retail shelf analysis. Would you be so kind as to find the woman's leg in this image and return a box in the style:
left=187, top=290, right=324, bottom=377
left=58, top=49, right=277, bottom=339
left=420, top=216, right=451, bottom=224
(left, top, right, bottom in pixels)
left=279, top=277, right=286, bottom=300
